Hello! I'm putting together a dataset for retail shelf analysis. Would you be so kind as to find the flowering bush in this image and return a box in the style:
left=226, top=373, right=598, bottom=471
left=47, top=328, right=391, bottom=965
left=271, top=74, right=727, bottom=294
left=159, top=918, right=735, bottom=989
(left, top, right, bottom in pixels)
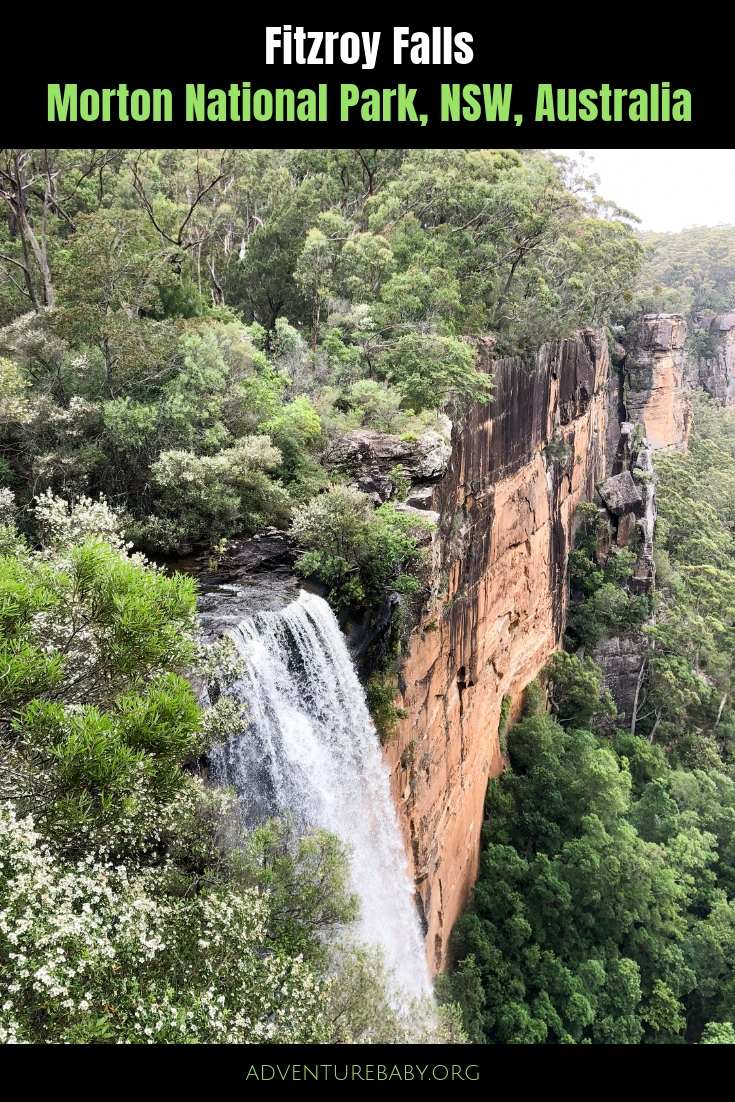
left=148, top=437, right=291, bottom=552
left=0, top=806, right=329, bottom=1044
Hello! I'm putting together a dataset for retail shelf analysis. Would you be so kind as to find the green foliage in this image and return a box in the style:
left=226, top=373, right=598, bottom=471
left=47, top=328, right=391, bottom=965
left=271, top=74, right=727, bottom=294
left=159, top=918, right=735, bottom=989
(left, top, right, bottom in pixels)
left=507, top=714, right=557, bottom=773
left=523, top=679, right=547, bottom=718
left=543, top=651, right=616, bottom=729
left=0, top=798, right=331, bottom=1044
left=368, top=149, right=641, bottom=353
left=636, top=226, right=735, bottom=321
left=0, top=147, right=644, bottom=563
left=499, top=694, right=513, bottom=734
left=0, top=525, right=202, bottom=850
left=344, top=379, right=411, bottom=434
left=0, top=495, right=447, bottom=1044
left=567, top=539, right=650, bottom=650
left=292, top=485, right=430, bottom=611
left=234, top=817, right=359, bottom=966
left=444, top=394, right=735, bottom=1043
left=365, top=671, right=409, bottom=746
left=497, top=694, right=513, bottom=756
left=259, top=395, right=328, bottom=500
left=0, top=149, right=670, bottom=1044
left=147, top=437, right=290, bottom=552
left=445, top=712, right=698, bottom=1044
left=700, top=1021, right=735, bottom=1043
left=379, top=332, right=492, bottom=413
left=444, top=441, right=735, bottom=1044
left=645, top=393, right=735, bottom=754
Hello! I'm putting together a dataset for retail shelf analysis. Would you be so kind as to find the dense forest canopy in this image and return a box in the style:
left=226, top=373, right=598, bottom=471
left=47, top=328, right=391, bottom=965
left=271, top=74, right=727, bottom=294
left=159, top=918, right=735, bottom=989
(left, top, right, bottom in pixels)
left=0, top=147, right=640, bottom=556
left=2, top=147, right=735, bottom=1043
left=636, top=225, right=735, bottom=320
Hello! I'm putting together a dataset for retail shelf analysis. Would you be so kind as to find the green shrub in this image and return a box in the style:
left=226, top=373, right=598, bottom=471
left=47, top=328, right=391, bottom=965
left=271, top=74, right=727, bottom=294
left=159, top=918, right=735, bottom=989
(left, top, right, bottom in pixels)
left=379, top=332, right=492, bottom=412
left=523, top=679, right=547, bottom=717
left=365, top=671, right=409, bottom=745
left=148, top=436, right=290, bottom=552
left=507, top=713, right=559, bottom=773
left=292, top=485, right=430, bottom=611
left=543, top=651, right=616, bottom=729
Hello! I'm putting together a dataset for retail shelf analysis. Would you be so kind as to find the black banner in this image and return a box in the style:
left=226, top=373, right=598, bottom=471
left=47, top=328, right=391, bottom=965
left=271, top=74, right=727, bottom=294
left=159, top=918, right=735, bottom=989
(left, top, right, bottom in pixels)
left=4, top=20, right=722, bottom=146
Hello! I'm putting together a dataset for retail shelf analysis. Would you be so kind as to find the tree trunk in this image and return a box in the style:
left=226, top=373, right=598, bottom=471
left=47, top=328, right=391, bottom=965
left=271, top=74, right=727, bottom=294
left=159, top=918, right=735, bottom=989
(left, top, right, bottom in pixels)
left=715, top=691, right=729, bottom=729
left=648, top=710, right=662, bottom=744
left=103, top=337, right=115, bottom=399
left=14, top=155, right=54, bottom=308
left=631, top=655, right=647, bottom=736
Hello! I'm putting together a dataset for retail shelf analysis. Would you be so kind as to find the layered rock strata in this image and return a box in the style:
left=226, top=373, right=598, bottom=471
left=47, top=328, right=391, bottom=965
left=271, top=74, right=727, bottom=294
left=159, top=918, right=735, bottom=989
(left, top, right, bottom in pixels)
left=183, top=314, right=693, bottom=977
left=385, top=315, right=692, bottom=970
left=593, top=313, right=692, bottom=713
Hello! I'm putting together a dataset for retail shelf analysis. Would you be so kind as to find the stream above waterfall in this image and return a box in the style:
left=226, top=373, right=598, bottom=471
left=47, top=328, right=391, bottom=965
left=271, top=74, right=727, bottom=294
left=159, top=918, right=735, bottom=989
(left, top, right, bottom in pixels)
left=209, top=589, right=431, bottom=998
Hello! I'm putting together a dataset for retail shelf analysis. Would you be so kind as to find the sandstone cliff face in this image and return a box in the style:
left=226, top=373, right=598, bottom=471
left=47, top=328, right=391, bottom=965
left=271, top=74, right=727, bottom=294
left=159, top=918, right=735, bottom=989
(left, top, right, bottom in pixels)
left=622, top=313, right=690, bottom=451
left=384, top=331, right=609, bottom=972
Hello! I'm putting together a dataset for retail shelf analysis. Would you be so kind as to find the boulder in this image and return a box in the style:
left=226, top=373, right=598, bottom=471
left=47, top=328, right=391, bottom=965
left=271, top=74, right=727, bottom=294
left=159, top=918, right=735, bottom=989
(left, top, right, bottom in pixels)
left=326, top=429, right=452, bottom=482
left=348, top=467, right=394, bottom=504
left=598, top=471, right=643, bottom=517
left=326, top=429, right=412, bottom=469
left=409, top=431, right=452, bottom=479
left=405, top=484, right=435, bottom=510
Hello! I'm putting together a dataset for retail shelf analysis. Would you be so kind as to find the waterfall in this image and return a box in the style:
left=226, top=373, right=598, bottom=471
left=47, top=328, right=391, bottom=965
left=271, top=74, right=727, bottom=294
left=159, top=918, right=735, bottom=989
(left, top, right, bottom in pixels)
left=211, top=589, right=431, bottom=997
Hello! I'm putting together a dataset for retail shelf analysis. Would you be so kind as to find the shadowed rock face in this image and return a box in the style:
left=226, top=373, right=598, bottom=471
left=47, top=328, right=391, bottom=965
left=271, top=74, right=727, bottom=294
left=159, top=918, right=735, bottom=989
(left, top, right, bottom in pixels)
left=593, top=633, right=647, bottom=718
left=177, top=320, right=690, bottom=977
left=688, top=313, right=735, bottom=405
left=384, top=330, right=609, bottom=972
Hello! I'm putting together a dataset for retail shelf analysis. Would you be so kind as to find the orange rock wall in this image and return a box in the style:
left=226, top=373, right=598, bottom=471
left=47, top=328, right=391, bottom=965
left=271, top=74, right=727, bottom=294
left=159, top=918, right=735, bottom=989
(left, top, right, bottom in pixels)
left=384, top=331, right=610, bottom=972
left=625, top=314, right=690, bottom=450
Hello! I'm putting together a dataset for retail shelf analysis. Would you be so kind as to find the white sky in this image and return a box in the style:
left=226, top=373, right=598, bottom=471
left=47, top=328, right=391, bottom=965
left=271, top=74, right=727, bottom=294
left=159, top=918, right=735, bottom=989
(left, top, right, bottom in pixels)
left=553, top=149, right=735, bottom=233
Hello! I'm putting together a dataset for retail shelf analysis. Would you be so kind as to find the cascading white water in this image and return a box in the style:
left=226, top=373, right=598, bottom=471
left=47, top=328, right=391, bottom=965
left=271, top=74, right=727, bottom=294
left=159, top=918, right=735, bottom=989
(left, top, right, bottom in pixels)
left=211, top=589, right=430, bottom=997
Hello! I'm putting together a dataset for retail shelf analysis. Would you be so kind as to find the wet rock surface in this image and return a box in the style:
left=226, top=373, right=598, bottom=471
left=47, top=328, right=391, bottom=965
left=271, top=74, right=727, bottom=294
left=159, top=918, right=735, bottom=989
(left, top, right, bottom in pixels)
left=165, top=528, right=302, bottom=641
left=166, top=525, right=397, bottom=683
left=342, top=591, right=402, bottom=681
